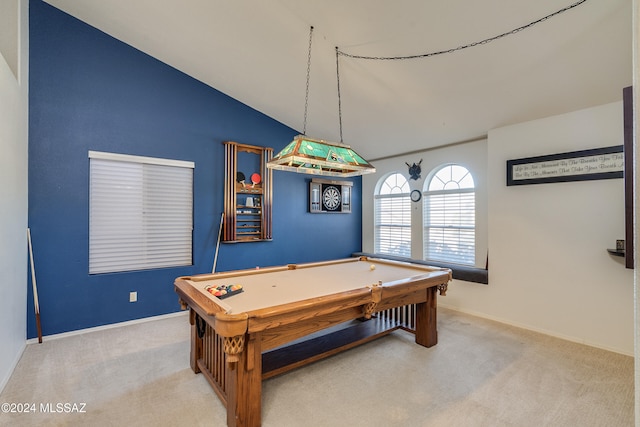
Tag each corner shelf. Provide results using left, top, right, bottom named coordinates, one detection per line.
left=607, top=249, right=625, bottom=258
left=223, top=141, right=273, bottom=243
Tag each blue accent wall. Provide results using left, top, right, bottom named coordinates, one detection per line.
left=28, top=0, right=362, bottom=338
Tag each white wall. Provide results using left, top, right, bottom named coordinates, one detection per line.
left=445, top=101, right=634, bottom=355
left=363, top=102, right=634, bottom=355
left=362, top=138, right=489, bottom=268
left=0, top=0, right=28, bottom=392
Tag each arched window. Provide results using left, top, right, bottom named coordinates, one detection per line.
left=423, top=164, right=475, bottom=265
left=374, top=173, right=411, bottom=257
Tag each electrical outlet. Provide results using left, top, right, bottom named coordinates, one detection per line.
left=129, top=291, right=137, bottom=303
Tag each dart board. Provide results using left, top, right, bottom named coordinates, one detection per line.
left=322, top=185, right=341, bottom=211
left=309, top=179, right=352, bottom=213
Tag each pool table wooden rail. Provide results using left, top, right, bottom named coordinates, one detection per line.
left=174, top=257, right=451, bottom=427
left=175, top=278, right=380, bottom=342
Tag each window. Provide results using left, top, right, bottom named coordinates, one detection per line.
left=89, top=151, right=194, bottom=274
left=374, top=173, right=411, bottom=257
left=423, top=164, right=475, bottom=265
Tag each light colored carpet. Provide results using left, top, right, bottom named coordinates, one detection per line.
left=0, top=308, right=633, bottom=427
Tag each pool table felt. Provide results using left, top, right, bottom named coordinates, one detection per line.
left=186, top=259, right=448, bottom=314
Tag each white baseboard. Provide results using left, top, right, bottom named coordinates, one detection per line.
left=25, top=311, right=188, bottom=344
left=23, top=306, right=632, bottom=357
left=0, top=340, right=26, bottom=395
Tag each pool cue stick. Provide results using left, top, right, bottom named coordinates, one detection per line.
left=212, top=212, right=224, bottom=273
left=27, top=228, right=43, bottom=343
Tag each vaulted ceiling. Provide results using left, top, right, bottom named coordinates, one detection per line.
left=44, top=0, right=632, bottom=160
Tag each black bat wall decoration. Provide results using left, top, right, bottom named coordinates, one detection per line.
left=406, top=159, right=422, bottom=180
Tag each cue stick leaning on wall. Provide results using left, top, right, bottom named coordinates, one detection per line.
left=212, top=212, right=224, bottom=273
left=27, top=228, right=43, bottom=343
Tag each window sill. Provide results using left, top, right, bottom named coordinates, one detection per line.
left=352, top=252, right=488, bottom=285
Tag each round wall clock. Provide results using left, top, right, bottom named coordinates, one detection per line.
left=322, top=186, right=341, bottom=210
left=410, top=189, right=422, bottom=202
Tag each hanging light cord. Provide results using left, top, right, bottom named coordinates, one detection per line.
left=337, top=0, right=588, bottom=61
left=302, top=26, right=314, bottom=135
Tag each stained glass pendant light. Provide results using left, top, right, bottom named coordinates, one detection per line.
left=267, top=27, right=375, bottom=177
left=268, top=135, right=375, bottom=177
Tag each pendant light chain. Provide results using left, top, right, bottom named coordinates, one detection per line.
left=335, top=47, right=344, bottom=143
left=302, top=26, right=314, bottom=136
left=337, top=0, right=587, bottom=61
left=269, top=27, right=376, bottom=177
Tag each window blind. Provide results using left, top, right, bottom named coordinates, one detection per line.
left=374, top=194, right=411, bottom=257
left=423, top=190, right=475, bottom=265
left=89, top=151, right=194, bottom=274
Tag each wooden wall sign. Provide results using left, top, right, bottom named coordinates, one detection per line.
left=506, top=145, right=623, bottom=186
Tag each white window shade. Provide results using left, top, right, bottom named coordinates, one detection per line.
left=423, top=163, right=475, bottom=265
left=89, top=151, right=194, bottom=274
left=375, top=195, right=411, bottom=257
left=374, top=173, right=412, bottom=257
left=424, top=190, right=475, bottom=264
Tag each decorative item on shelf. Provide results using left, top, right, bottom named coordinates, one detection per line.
left=309, top=178, right=352, bottom=213
left=236, top=171, right=246, bottom=187
left=616, top=240, right=625, bottom=251
left=406, top=159, right=422, bottom=180
left=266, top=26, right=375, bottom=178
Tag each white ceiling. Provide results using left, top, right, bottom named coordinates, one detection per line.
left=44, top=0, right=632, bottom=160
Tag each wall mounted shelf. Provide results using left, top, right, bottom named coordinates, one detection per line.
left=607, top=248, right=625, bottom=258
left=223, top=141, right=273, bottom=243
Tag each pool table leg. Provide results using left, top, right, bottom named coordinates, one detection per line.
left=189, top=309, right=202, bottom=373
left=226, top=333, right=263, bottom=427
left=415, top=286, right=438, bottom=347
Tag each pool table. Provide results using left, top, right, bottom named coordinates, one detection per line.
left=174, top=256, right=451, bottom=427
